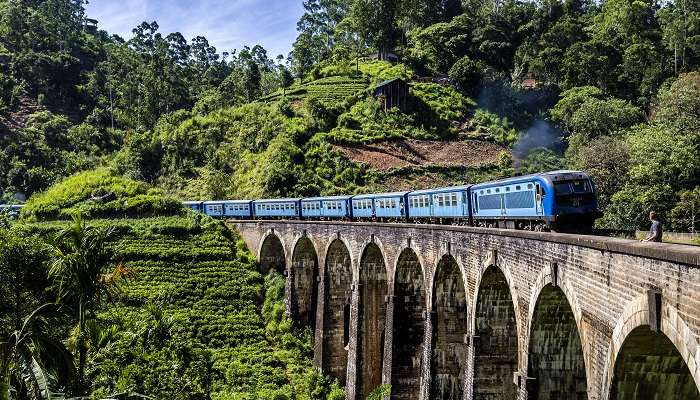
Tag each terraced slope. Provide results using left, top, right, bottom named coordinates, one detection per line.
left=28, top=215, right=342, bottom=399
left=261, top=76, right=368, bottom=105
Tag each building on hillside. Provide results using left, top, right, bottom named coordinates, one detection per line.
left=521, top=76, right=540, bottom=90
left=373, top=78, right=409, bottom=111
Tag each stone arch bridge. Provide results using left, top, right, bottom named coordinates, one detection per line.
left=232, top=220, right=700, bottom=400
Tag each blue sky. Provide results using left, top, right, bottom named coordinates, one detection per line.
left=84, top=0, right=305, bottom=59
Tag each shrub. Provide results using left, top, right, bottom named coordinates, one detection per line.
left=21, top=169, right=183, bottom=220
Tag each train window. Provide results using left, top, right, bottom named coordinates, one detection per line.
left=451, top=193, right=457, bottom=206
left=516, top=185, right=521, bottom=190
left=506, top=187, right=511, bottom=192
left=528, top=184, right=533, bottom=189
left=495, top=188, right=500, bottom=193
left=487, top=189, right=491, bottom=194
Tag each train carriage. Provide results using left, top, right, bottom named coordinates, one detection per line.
left=353, top=192, right=409, bottom=220
left=222, top=200, right=253, bottom=218
left=253, top=198, right=301, bottom=219
left=301, top=196, right=352, bottom=219
left=407, top=186, right=471, bottom=221
left=203, top=201, right=225, bottom=217
left=184, top=201, right=204, bottom=213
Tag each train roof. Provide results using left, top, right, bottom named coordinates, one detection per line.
left=471, top=170, right=589, bottom=188
left=352, top=191, right=409, bottom=200
left=253, top=198, right=302, bottom=203
left=183, top=201, right=203, bottom=205
left=302, top=195, right=353, bottom=202
left=203, top=200, right=251, bottom=205
left=408, top=185, right=472, bottom=195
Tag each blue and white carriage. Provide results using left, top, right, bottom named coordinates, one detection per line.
left=253, top=198, right=301, bottom=219
left=184, top=201, right=204, bottom=213
left=407, top=185, right=470, bottom=220
left=301, top=196, right=352, bottom=219
left=352, top=192, right=408, bottom=219
left=222, top=200, right=253, bottom=218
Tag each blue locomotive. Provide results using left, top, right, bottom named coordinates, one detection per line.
left=186, top=170, right=599, bottom=232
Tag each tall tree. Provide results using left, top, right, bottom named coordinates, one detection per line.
left=47, top=214, right=127, bottom=394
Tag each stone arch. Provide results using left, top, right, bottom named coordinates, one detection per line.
left=322, top=238, right=354, bottom=386
left=258, top=231, right=286, bottom=274
left=526, top=283, right=587, bottom=399
left=290, top=235, right=319, bottom=330
left=430, top=254, right=468, bottom=399
left=472, top=264, right=519, bottom=399
left=356, top=235, right=391, bottom=281
left=604, top=294, right=700, bottom=399
left=358, top=242, right=389, bottom=399
left=391, top=247, right=427, bottom=400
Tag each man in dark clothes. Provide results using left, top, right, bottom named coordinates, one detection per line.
left=643, top=211, right=663, bottom=242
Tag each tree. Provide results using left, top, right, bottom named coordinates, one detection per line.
left=658, top=0, right=700, bottom=74
left=670, top=187, right=700, bottom=232
left=0, top=227, right=73, bottom=400
left=569, top=135, right=630, bottom=211
left=652, top=71, right=700, bottom=132
left=47, top=214, right=128, bottom=393
left=1, top=304, right=74, bottom=400
left=279, top=65, right=294, bottom=96
left=291, top=32, right=314, bottom=83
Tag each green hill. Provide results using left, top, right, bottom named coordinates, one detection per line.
left=22, top=215, right=343, bottom=399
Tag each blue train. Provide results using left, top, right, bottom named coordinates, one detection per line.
left=184, top=170, right=599, bottom=232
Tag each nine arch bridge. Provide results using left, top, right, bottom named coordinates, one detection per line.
left=232, top=220, right=700, bottom=400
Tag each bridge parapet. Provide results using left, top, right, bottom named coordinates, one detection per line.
left=232, top=220, right=700, bottom=400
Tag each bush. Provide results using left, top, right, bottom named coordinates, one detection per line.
left=21, top=169, right=183, bottom=220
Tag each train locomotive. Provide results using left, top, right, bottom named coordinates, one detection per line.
left=184, top=170, right=599, bottom=232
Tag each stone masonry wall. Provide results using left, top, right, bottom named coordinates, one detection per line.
left=234, top=221, right=700, bottom=400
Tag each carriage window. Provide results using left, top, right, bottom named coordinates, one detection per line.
left=495, top=188, right=500, bottom=193
left=487, top=189, right=491, bottom=194
left=528, top=184, right=533, bottom=189
left=506, top=187, right=511, bottom=192
left=451, top=193, right=457, bottom=206
left=516, top=185, right=521, bottom=190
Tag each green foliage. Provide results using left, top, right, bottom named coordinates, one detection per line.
left=9, top=215, right=343, bottom=398
left=448, top=56, right=483, bottom=92
left=357, top=60, right=414, bottom=82
left=468, top=109, right=519, bottom=147
left=21, top=169, right=182, bottom=221
left=518, top=148, right=564, bottom=175
left=410, top=82, right=475, bottom=122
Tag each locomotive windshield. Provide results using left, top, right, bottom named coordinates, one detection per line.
left=554, top=180, right=591, bottom=195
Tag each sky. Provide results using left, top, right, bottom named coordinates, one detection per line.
left=84, top=0, right=305, bottom=59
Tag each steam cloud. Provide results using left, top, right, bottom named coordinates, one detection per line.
left=514, top=119, right=563, bottom=158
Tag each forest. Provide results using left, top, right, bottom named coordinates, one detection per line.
left=0, top=0, right=699, bottom=397
left=0, top=0, right=697, bottom=229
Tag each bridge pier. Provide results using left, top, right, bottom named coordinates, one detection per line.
left=238, top=221, right=700, bottom=400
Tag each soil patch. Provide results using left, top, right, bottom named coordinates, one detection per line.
left=334, top=139, right=508, bottom=171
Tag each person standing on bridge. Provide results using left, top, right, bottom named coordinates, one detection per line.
left=642, top=211, right=663, bottom=242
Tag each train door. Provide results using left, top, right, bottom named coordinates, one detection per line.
left=535, top=183, right=543, bottom=215
left=500, top=191, right=506, bottom=216
left=462, top=191, right=468, bottom=216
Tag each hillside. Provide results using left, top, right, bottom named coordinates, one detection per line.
left=334, top=138, right=507, bottom=171
left=20, top=215, right=343, bottom=399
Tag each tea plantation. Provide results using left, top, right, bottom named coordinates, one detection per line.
left=25, top=215, right=344, bottom=399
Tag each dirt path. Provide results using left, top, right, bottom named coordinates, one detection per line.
left=334, top=139, right=507, bottom=171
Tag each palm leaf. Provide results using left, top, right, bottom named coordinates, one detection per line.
left=18, top=347, right=50, bottom=400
